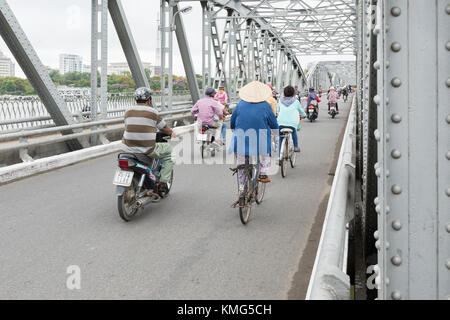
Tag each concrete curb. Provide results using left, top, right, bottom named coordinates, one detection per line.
left=0, top=124, right=195, bottom=185
left=0, top=141, right=122, bottom=185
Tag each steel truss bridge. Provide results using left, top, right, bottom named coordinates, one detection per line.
left=0, top=0, right=448, bottom=300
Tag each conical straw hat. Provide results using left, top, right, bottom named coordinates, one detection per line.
left=239, top=81, right=273, bottom=103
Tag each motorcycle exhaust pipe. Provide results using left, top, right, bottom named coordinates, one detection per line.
left=136, top=193, right=162, bottom=208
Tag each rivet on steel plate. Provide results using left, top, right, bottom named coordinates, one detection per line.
left=392, top=184, right=402, bottom=194
left=391, top=149, right=401, bottom=159
left=391, top=113, right=402, bottom=123
left=391, top=291, right=402, bottom=300
left=374, top=129, right=381, bottom=141
left=375, top=168, right=381, bottom=178
left=373, top=95, right=381, bottom=105
left=391, top=7, right=401, bottom=17
left=391, top=42, right=401, bottom=52
left=391, top=255, right=402, bottom=266
left=392, top=220, right=402, bottom=230
left=391, top=77, right=402, bottom=87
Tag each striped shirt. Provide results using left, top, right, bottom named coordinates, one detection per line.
left=121, top=104, right=167, bottom=154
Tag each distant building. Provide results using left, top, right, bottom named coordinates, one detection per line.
left=151, top=65, right=161, bottom=76
left=59, top=54, right=83, bottom=74
left=0, top=50, right=15, bottom=77
left=108, top=62, right=153, bottom=76
left=83, top=64, right=91, bottom=73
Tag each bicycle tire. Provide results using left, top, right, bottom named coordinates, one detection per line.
left=290, top=150, right=296, bottom=168
left=255, top=180, right=265, bottom=204
left=239, top=197, right=251, bottom=225
left=281, top=137, right=288, bottom=178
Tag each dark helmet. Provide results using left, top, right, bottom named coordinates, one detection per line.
left=309, top=87, right=315, bottom=92
left=134, top=87, right=152, bottom=103
left=205, top=87, right=216, bottom=97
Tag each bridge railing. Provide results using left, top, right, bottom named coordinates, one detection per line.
left=306, top=96, right=356, bottom=300
left=0, top=91, right=192, bottom=133
left=0, top=107, right=193, bottom=162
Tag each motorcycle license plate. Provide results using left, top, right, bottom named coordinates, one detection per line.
left=113, top=169, right=134, bottom=187
left=197, top=134, right=208, bottom=141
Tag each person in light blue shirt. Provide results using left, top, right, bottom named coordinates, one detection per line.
left=277, top=85, right=307, bottom=154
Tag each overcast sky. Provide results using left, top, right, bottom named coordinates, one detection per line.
left=0, top=0, right=355, bottom=79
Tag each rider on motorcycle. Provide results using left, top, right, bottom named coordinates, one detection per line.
left=306, top=87, right=321, bottom=114
left=121, top=87, right=175, bottom=194
left=191, top=87, right=224, bottom=145
left=327, top=86, right=340, bottom=114
left=342, top=86, right=349, bottom=101
left=214, top=86, right=230, bottom=143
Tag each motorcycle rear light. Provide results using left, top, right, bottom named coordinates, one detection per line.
left=119, top=160, right=134, bottom=168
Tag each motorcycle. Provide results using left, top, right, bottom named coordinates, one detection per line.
left=307, top=101, right=318, bottom=122
left=197, top=124, right=218, bottom=159
left=113, top=133, right=173, bottom=222
left=329, top=102, right=338, bottom=119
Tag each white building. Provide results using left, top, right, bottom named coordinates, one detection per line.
left=83, top=64, right=91, bottom=73
left=59, top=54, right=83, bottom=74
left=108, top=62, right=153, bottom=76
left=0, top=50, right=15, bottom=77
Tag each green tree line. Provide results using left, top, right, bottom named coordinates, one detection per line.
left=0, top=69, right=202, bottom=96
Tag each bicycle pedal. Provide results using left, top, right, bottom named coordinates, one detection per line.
left=231, top=200, right=240, bottom=208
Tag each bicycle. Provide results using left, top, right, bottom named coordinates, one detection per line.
left=279, top=128, right=296, bottom=178
left=230, top=155, right=266, bottom=225
left=196, top=124, right=218, bottom=159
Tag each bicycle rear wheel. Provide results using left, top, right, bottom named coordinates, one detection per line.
left=280, top=137, right=288, bottom=178
left=290, top=144, right=296, bottom=168
left=239, top=197, right=252, bottom=225
left=236, top=161, right=252, bottom=225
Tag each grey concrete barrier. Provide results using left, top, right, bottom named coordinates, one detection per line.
left=306, top=96, right=356, bottom=300
left=0, top=124, right=195, bottom=185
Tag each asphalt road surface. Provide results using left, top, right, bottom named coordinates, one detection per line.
left=0, top=96, right=352, bottom=299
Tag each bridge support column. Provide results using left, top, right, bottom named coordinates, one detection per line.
left=374, top=0, right=449, bottom=300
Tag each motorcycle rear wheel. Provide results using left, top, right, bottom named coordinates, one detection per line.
left=118, top=177, right=139, bottom=222
left=201, top=142, right=206, bottom=159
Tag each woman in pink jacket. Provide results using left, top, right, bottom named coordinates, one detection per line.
left=327, top=86, right=340, bottom=114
